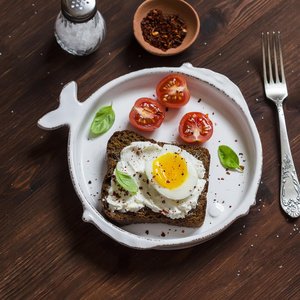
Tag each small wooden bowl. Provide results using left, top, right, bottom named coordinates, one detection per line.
left=133, top=0, right=200, bottom=56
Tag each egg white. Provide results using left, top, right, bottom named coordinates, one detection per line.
left=145, top=145, right=198, bottom=200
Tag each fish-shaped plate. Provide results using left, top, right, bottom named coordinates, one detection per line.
left=38, top=63, right=262, bottom=250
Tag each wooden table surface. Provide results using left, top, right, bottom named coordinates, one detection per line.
left=1, top=0, right=299, bottom=299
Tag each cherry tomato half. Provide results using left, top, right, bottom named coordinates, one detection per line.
left=156, top=74, right=190, bottom=108
left=129, top=98, right=165, bottom=131
left=179, top=112, right=213, bottom=143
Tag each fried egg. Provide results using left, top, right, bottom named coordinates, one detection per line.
left=145, top=145, right=198, bottom=200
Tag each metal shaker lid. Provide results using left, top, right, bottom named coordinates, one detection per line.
left=61, top=0, right=97, bottom=23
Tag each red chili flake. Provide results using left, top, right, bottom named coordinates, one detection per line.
left=226, top=171, right=230, bottom=175
left=182, top=230, right=185, bottom=233
left=141, top=9, right=187, bottom=52
left=235, top=139, right=238, bottom=142
left=240, top=165, right=245, bottom=170
left=88, top=180, right=92, bottom=184
left=161, top=231, right=166, bottom=237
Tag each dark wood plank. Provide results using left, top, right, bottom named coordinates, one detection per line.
left=0, top=0, right=299, bottom=299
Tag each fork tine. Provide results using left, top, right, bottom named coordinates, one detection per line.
left=262, top=33, right=268, bottom=84
left=273, top=32, right=280, bottom=83
left=278, top=31, right=286, bottom=83
left=266, top=32, right=274, bottom=83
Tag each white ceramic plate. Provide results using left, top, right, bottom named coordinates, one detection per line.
left=38, top=63, right=262, bottom=250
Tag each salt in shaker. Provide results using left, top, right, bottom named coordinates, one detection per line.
left=54, top=0, right=106, bottom=56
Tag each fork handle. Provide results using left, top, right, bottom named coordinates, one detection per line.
left=276, top=102, right=300, bottom=218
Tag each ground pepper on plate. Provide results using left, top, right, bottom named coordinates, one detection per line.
left=141, top=9, right=187, bottom=51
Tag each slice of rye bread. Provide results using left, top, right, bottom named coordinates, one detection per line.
left=101, top=130, right=210, bottom=227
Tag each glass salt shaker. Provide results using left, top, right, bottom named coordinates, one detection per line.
left=54, top=0, right=106, bottom=56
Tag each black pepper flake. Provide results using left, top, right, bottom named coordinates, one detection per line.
left=88, top=180, right=92, bottom=184
left=145, top=230, right=149, bottom=235
left=161, top=231, right=166, bottom=237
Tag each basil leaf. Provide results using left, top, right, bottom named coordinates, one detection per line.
left=115, top=168, right=138, bottom=194
left=90, top=102, right=115, bottom=135
left=218, top=145, right=244, bottom=172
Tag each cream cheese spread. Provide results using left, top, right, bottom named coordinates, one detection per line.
left=105, top=141, right=206, bottom=219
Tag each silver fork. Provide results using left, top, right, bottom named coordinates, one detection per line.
left=262, top=31, right=300, bottom=218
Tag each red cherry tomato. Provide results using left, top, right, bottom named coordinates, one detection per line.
left=156, top=74, right=190, bottom=108
left=179, top=112, right=213, bottom=143
left=129, top=98, right=165, bottom=131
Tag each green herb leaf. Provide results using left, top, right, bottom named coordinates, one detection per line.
left=218, top=145, right=244, bottom=172
left=115, top=168, right=138, bottom=194
left=90, top=102, right=115, bottom=135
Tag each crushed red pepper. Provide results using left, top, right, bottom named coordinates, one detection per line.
left=141, top=9, right=187, bottom=51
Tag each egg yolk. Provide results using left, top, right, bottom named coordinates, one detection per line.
left=152, top=153, right=188, bottom=189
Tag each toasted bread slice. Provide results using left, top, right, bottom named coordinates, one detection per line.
left=101, top=130, right=210, bottom=227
